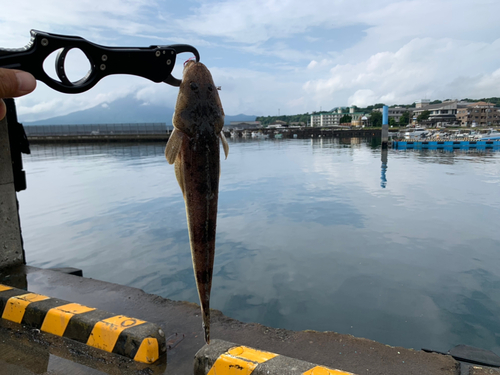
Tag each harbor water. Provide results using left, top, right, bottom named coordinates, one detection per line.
left=17, top=138, right=500, bottom=354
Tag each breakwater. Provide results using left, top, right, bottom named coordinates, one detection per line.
left=224, top=127, right=380, bottom=139
left=26, top=127, right=380, bottom=143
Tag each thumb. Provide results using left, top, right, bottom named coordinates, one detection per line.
left=0, top=68, right=36, bottom=121
left=0, top=68, right=36, bottom=99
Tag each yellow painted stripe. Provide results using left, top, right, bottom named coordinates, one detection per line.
left=87, top=315, right=146, bottom=352
left=303, top=366, right=356, bottom=375
left=207, top=354, right=258, bottom=375
left=207, top=346, right=278, bottom=375
left=41, top=303, right=96, bottom=336
left=2, top=293, right=50, bottom=323
left=0, top=284, right=13, bottom=292
left=228, top=346, right=278, bottom=363
left=134, top=337, right=159, bottom=364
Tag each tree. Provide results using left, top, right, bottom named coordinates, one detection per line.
left=399, top=111, right=410, bottom=126
left=388, top=117, right=397, bottom=127
left=417, top=110, right=430, bottom=123
left=340, top=114, right=352, bottom=124
left=370, top=111, right=382, bottom=127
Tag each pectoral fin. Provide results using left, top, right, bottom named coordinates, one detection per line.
left=174, top=158, right=185, bottom=197
left=165, top=128, right=183, bottom=165
left=220, top=131, right=229, bottom=159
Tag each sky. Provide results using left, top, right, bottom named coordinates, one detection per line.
left=1, top=0, right=500, bottom=122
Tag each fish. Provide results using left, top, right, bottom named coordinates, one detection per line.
left=164, top=60, right=228, bottom=344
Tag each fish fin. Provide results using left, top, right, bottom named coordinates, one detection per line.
left=201, top=307, right=210, bottom=344
left=174, top=158, right=186, bottom=196
left=165, top=128, right=183, bottom=165
left=220, top=131, right=229, bottom=159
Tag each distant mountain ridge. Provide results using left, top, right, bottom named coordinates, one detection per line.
left=24, top=95, right=256, bottom=126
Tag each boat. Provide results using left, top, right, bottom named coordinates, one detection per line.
left=476, top=129, right=500, bottom=140
left=251, top=131, right=269, bottom=139
left=404, top=128, right=428, bottom=139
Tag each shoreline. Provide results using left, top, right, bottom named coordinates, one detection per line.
left=26, top=128, right=381, bottom=143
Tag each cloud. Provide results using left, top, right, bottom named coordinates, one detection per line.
left=304, top=37, right=500, bottom=107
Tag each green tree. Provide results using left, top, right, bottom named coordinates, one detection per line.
left=370, top=111, right=382, bottom=127
left=388, top=117, right=397, bottom=127
left=399, top=111, right=410, bottom=126
left=340, top=114, right=352, bottom=124
left=417, top=110, right=430, bottom=123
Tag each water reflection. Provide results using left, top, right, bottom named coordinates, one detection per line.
left=381, top=148, right=388, bottom=188
left=28, top=143, right=166, bottom=161
left=18, top=138, right=500, bottom=355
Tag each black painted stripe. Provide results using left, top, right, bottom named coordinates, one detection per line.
left=64, top=309, right=114, bottom=344
left=114, top=322, right=162, bottom=358
left=22, top=298, right=70, bottom=329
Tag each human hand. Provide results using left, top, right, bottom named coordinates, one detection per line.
left=0, top=68, right=36, bottom=120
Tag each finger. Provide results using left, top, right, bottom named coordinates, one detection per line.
left=0, top=99, right=5, bottom=121
left=0, top=68, right=36, bottom=98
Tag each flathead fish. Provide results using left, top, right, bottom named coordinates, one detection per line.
left=165, top=60, right=228, bottom=344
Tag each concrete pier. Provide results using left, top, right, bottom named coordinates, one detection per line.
left=0, top=116, right=24, bottom=269
left=24, top=127, right=381, bottom=144
left=1, top=266, right=494, bottom=375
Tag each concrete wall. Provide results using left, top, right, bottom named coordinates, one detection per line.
left=0, top=116, right=24, bottom=269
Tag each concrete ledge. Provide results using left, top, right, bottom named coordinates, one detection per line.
left=0, top=283, right=166, bottom=363
left=194, top=339, right=357, bottom=375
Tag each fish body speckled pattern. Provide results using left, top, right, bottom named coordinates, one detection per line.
left=165, top=60, right=228, bottom=344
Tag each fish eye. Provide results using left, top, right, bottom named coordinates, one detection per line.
left=190, top=82, right=198, bottom=90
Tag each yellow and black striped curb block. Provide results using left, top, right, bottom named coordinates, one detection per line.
left=0, top=284, right=166, bottom=364
left=194, top=339, right=358, bottom=375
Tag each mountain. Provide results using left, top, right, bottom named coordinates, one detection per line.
left=24, top=95, right=257, bottom=126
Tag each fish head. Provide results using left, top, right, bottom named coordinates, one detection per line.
left=173, top=60, right=225, bottom=137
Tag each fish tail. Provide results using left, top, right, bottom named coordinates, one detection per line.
left=201, top=307, right=210, bottom=344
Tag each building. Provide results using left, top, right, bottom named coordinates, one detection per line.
left=310, top=106, right=370, bottom=127
left=415, top=99, right=430, bottom=108
left=310, top=109, right=344, bottom=127
left=412, top=100, right=472, bottom=126
left=456, top=102, right=500, bottom=127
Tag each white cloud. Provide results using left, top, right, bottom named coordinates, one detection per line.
left=304, top=37, right=500, bottom=107
left=348, top=90, right=378, bottom=108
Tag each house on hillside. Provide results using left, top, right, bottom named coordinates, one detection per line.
left=412, top=100, right=472, bottom=126
left=456, top=102, right=500, bottom=127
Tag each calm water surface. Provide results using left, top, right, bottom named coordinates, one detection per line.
left=18, top=138, right=500, bottom=353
